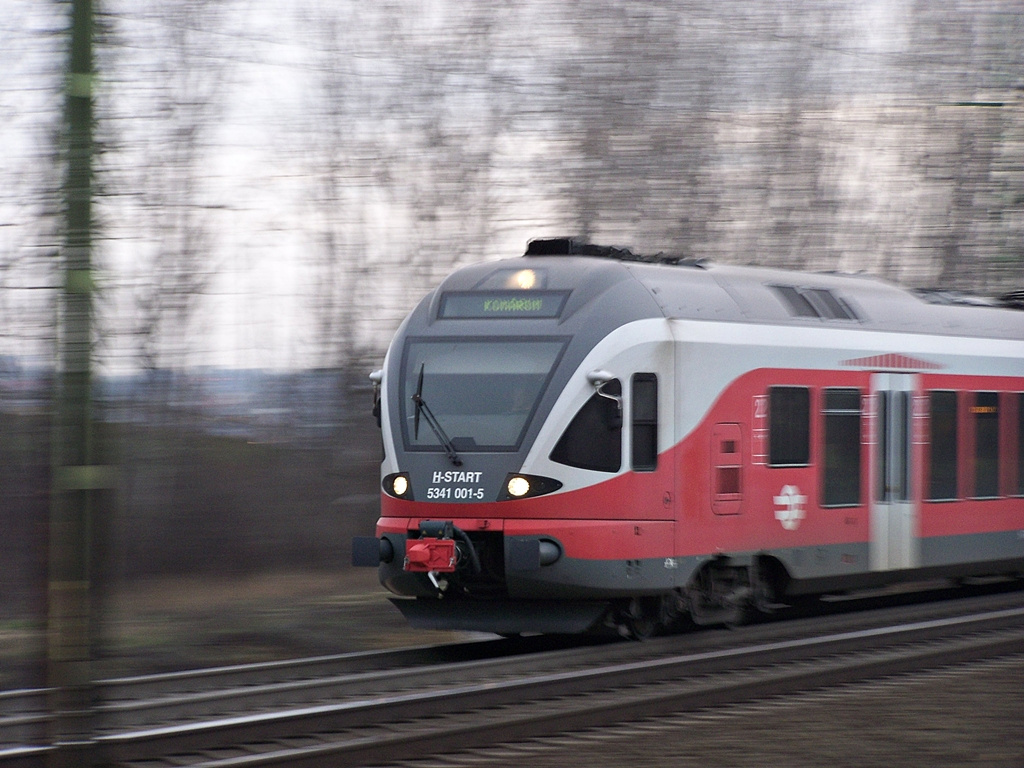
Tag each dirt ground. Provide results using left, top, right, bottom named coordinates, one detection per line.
left=6, top=575, right=1023, bottom=766
left=0, top=569, right=466, bottom=687
left=392, top=655, right=1024, bottom=768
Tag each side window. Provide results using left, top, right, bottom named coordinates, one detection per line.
left=550, top=379, right=622, bottom=472
left=823, top=388, right=861, bottom=507
left=631, top=374, right=658, bottom=471
left=973, top=391, right=999, bottom=498
left=1017, top=393, right=1024, bottom=496
left=769, top=386, right=810, bottom=466
left=928, top=391, right=958, bottom=501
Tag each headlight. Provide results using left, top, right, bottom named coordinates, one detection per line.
left=513, top=269, right=537, bottom=290
left=393, top=475, right=409, bottom=496
left=383, top=472, right=413, bottom=500
left=507, top=476, right=531, bottom=497
left=498, top=473, right=563, bottom=501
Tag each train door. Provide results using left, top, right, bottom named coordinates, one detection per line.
left=870, top=373, right=920, bottom=571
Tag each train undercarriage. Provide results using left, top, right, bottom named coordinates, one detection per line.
left=361, top=523, right=800, bottom=639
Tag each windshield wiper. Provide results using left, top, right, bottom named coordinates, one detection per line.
left=412, top=363, right=462, bottom=466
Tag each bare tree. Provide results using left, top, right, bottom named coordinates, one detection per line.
left=96, top=1, right=247, bottom=579
left=0, top=2, right=63, bottom=369
left=100, top=2, right=240, bottom=377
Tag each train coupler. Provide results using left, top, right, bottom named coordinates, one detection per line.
left=404, top=537, right=457, bottom=573
left=405, top=532, right=456, bottom=595
left=404, top=518, right=455, bottom=568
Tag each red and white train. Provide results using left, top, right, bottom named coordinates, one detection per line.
left=353, top=238, right=1024, bottom=637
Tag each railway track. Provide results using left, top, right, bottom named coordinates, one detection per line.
left=0, top=635, right=573, bottom=764
left=3, top=585, right=1024, bottom=767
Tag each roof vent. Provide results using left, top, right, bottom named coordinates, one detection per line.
left=771, top=285, right=859, bottom=320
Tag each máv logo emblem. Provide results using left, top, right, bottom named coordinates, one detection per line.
left=773, top=484, right=807, bottom=531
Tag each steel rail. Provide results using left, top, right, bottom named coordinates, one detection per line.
left=0, top=690, right=49, bottom=768
left=3, top=579, right=1018, bottom=733
left=172, top=634, right=1024, bottom=768
left=0, top=639, right=507, bottom=763
left=96, top=638, right=605, bottom=729
left=1, top=635, right=601, bottom=763
left=91, top=605, right=1024, bottom=766
left=4, top=586, right=1024, bottom=767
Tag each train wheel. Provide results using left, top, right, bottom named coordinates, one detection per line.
left=688, top=563, right=756, bottom=627
left=618, top=597, right=661, bottom=640
left=723, top=597, right=757, bottom=629
left=688, top=566, right=721, bottom=625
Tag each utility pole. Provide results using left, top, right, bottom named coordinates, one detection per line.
left=48, top=0, right=100, bottom=764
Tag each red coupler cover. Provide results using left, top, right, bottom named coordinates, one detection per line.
left=404, top=538, right=456, bottom=572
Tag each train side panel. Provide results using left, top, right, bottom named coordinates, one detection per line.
left=669, top=320, right=1024, bottom=595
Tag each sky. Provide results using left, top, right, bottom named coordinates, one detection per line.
left=2, top=0, right=1020, bottom=375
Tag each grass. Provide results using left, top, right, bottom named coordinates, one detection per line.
left=1, top=569, right=467, bottom=688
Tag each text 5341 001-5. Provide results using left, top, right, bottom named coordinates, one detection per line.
left=426, top=486, right=485, bottom=500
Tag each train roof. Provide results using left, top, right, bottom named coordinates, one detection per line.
left=493, top=237, right=1024, bottom=341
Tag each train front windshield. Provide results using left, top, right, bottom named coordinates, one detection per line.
left=401, top=339, right=566, bottom=452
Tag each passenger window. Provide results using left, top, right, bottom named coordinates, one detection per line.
left=928, top=391, right=958, bottom=500
left=550, top=379, right=622, bottom=472
left=823, top=388, right=861, bottom=506
left=973, top=392, right=999, bottom=498
left=769, top=386, right=810, bottom=466
left=631, top=374, right=658, bottom=471
left=1017, top=393, right=1024, bottom=496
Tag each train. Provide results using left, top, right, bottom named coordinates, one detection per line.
left=353, top=237, right=1024, bottom=638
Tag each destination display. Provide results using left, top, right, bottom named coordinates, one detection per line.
left=439, top=290, right=570, bottom=319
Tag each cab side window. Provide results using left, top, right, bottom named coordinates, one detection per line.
left=1017, top=393, right=1024, bottom=496
left=631, top=374, right=658, bottom=471
left=551, top=379, right=622, bottom=472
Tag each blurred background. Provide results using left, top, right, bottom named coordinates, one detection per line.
left=2, top=0, right=1023, bottom=687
